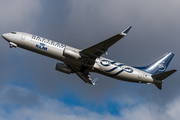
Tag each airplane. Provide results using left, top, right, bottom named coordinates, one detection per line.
left=2, top=26, right=177, bottom=90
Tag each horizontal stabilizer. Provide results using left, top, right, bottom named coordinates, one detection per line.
left=153, top=69, right=177, bottom=90
left=154, top=83, right=162, bottom=90
left=152, top=69, right=177, bottom=80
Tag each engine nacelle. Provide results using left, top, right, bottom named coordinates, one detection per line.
left=55, top=63, right=74, bottom=74
left=63, top=48, right=81, bottom=59
left=9, top=42, right=17, bottom=48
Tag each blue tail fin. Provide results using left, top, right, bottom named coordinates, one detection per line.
left=136, top=52, right=174, bottom=74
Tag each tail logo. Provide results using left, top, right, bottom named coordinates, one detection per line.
left=158, top=61, right=166, bottom=71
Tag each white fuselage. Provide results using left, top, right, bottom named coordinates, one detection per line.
left=2, top=32, right=154, bottom=84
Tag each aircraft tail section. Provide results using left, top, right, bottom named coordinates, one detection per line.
left=136, top=52, right=174, bottom=74
left=152, top=69, right=177, bottom=80
left=135, top=52, right=177, bottom=90
left=154, top=82, right=162, bottom=90
left=152, top=69, right=177, bottom=90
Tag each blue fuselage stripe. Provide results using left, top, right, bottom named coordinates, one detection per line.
left=105, top=67, right=118, bottom=72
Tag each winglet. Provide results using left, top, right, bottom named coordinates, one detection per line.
left=92, top=78, right=99, bottom=85
left=121, top=26, right=132, bottom=36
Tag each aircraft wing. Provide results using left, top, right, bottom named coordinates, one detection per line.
left=80, top=26, right=132, bottom=66
left=72, top=26, right=131, bottom=84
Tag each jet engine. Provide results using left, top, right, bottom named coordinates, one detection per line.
left=55, top=63, right=74, bottom=74
left=9, top=42, right=17, bottom=48
left=63, top=48, right=81, bottom=59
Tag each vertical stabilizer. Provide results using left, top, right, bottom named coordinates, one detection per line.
left=137, top=52, right=174, bottom=74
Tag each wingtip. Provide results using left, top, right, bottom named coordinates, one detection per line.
left=92, top=78, right=98, bottom=85
left=121, top=26, right=132, bottom=35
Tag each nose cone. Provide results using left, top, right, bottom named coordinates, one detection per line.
left=2, top=33, right=9, bottom=39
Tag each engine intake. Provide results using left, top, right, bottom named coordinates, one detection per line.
left=55, top=63, right=74, bottom=74
left=63, top=48, right=81, bottom=59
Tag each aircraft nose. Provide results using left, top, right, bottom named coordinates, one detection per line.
left=2, top=33, right=9, bottom=39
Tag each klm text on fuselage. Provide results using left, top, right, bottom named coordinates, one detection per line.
left=32, top=35, right=66, bottom=48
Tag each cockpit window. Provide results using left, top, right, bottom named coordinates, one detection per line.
left=11, top=31, right=16, bottom=34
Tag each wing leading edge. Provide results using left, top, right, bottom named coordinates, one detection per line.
left=80, top=26, right=132, bottom=62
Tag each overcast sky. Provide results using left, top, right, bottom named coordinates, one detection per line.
left=0, top=0, right=180, bottom=119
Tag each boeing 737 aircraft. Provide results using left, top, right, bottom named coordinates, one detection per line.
left=2, top=26, right=177, bottom=89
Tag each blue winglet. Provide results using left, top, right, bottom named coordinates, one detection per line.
left=92, top=78, right=98, bottom=85
left=122, top=26, right=132, bottom=35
